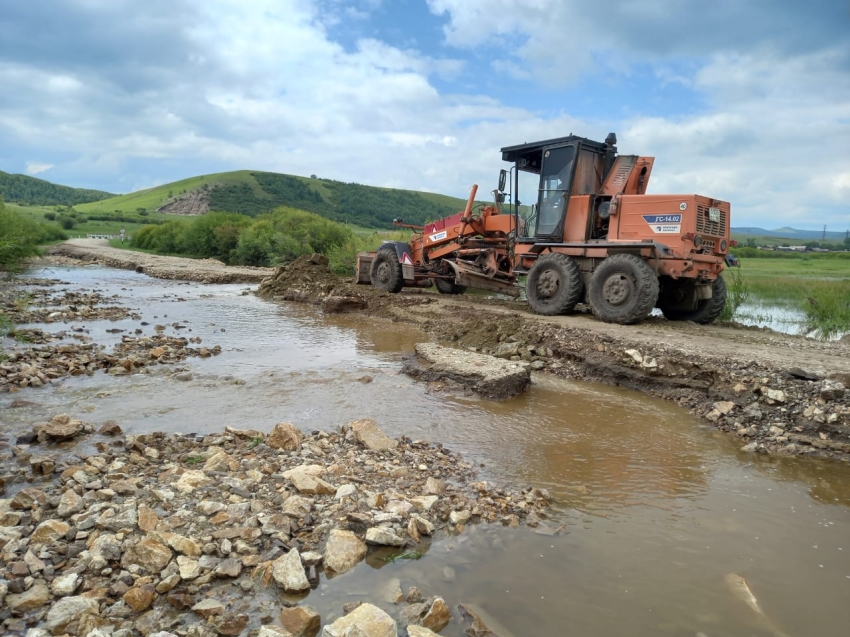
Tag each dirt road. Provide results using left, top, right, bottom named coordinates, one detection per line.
left=44, top=239, right=273, bottom=283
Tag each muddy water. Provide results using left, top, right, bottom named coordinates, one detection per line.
left=4, top=266, right=850, bottom=636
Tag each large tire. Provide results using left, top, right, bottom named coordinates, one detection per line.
left=588, top=254, right=659, bottom=324
left=434, top=277, right=467, bottom=295
left=370, top=246, right=404, bottom=293
left=660, top=276, right=727, bottom=324
left=526, top=253, right=584, bottom=316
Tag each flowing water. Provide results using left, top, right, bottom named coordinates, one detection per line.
left=3, top=266, right=850, bottom=636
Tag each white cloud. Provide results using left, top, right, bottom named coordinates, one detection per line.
left=0, top=0, right=847, bottom=230
left=25, top=161, right=54, bottom=175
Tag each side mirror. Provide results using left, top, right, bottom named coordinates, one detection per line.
left=498, top=169, right=507, bottom=193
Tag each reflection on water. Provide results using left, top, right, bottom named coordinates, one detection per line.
left=3, top=266, right=850, bottom=636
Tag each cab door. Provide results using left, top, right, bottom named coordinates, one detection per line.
left=535, top=143, right=577, bottom=240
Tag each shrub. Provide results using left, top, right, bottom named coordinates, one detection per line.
left=0, top=199, right=43, bottom=275
left=720, top=266, right=750, bottom=321
left=59, top=216, right=76, bottom=230
left=44, top=212, right=56, bottom=221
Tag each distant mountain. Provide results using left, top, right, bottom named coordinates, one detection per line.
left=0, top=171, right=115, bottom=206
left=75, top=170, right=477, bottom=228
left=732, top=226, right=849, bottom=241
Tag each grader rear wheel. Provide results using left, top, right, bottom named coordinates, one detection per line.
left=660, top=275, right=727, bottom=324
left=588, top=254, right=659, bottom=324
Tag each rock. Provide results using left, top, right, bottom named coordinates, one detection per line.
left=764, top=388, right=786, bottom=403
left=214, top=558, right=243, bottom=578
left=100, top=506, right=138, bottom=531
left=450, top=510, right=471, bottom=525
left=175, top=469, right=213, bottom=494
left=290, top=469, right=336, bottom=495
left=177, top=555, right=202, bottom=580
left=272, top=548, right=311, bottom=592
left=410, top=496, right=438, bottom=511
left=268, top=422, right=303, bottom=451
left=406, top=587, right=424, bottom=604
left=788, top=368, right=820, bottom=381
left=215, top=613, right=250, bottom=636
left=5, top=581, right=50, bottom=612
left=741, top=442, right=759, bottom=453
left=57, top=489, right=84, bottom=517
left=377, top=578, right=404, bottom=605
left=11, top=487, right=47, bottom=509
left=204, top=450, right=239, bottom=472
left=407, top=343, right=531, bottom=399
left=192, top=598, right=225, bottom=619
left=458, top=603, right=510, bottom=637
left=335, top=484, right=357, bottom=500
left=46, top=595, right=100, bottom=634
left=167, top=533, right=202, bottom=557
left=407, top=627, right=440, bottom=637
left=713, top=401, right=736, bottom=415
left=421, top=598, right=451, bottom=632
left=279, top=605, right=321, bottom=637
left=366, top=526, right=406, bottom=546
left=399, top=603, right=428, bottom=626
left=122, top=537, right=172, bottom=572
left=41, top=414, right=84, bottom=440
left=99, top=421, right=123, bottom=436
left=323, top=529, right=367, bottom=574
left=123, top=585, right=156, bottom=612
left=91, top=533, right=123, bottom=562
left=349, top=418, right=398, bottom=452
left=423, top=477, right=446, bottom=495
left=31, top=518, right=70, bottom=545
left=51, top=571, right=80, bottom=597
left=283, top=495, right=314, bottom=518
left=321, top=602, right=397, bottom=637
left=820, top=380, right=846, bottom=401
left=138, top=505, right=159, bottom=532
left=259, top=626, right=294, bottom=637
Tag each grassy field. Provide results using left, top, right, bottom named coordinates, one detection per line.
left=734, top=254, right=850, bottom=338
left=9, top=202, right=173, bottom=237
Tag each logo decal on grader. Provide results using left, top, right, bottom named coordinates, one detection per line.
left=642, top=214, right=682, bottom=234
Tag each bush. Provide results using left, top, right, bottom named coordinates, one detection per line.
left=132, top=220, right=189, bottom=254
left=180, top=212, right=253, bottom=262
left=719, top=265, right=750, bottom=321
left=0, top=199, right=43, bottom=275
left=804, top=284, right=850, bottom=340
left=44, top=212, right=56, bottom=221
left=59, top=216, right=76, bottom=230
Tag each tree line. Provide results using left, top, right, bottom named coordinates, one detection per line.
left=0, top=171, right=114, bottom=207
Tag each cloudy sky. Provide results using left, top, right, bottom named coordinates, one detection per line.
left=1, top=0, right=848, bottom=230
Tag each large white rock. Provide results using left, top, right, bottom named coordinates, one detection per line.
left=323, top=529, right=367, bottom=574
left=348, top=419, right=398, bottom=452
left=321, top=603, right=397, bottom=637
left=272, top=548, right=310, bottom=592
left=365, top=527, right=406, bottom=547
left=46, top=595, right=99, bottom=634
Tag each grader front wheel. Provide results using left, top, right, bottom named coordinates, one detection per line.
left=588, top=254, right=659, bottom=324
left=369, top=246, right=404, bottom=293
left=526, top=253, right=584, bottom=315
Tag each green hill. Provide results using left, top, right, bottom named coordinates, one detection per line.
left=0, top=171, right=114, bottom=206
left=76, top=170, right=489, bottom=228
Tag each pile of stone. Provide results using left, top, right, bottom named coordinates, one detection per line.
left=1, top=289, right=141, bottom=325
left=0, top=336, right=220, bottom=392
left=0, top=417, right=548, bottom=635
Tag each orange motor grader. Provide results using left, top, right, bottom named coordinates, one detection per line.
left=356, top=132, right=733, bottom=325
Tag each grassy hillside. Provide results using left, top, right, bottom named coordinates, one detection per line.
left=75, top=170, right=490, bottom=228
left=0, top=171, right=115, bottom=206
left=10, top=202, right=172, bottom=237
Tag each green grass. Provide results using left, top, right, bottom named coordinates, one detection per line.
left=735, top=255, right=850, bottom=338
left=75, top=170, right=266, bottom=214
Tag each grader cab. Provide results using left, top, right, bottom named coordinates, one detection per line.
left=357, top=132, right=733, bottom=325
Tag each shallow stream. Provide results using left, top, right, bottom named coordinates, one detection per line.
left=3, top=266, right=850, bottom=636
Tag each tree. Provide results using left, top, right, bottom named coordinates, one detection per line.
left=845, top=236, right=850, bottom=250
left=745, top=238, right=757, bottom=248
